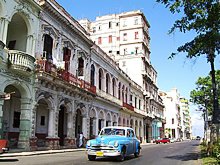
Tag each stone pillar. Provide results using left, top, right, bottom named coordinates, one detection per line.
left=18, top=98, right=32, bottom=151
left=93, top=118, right=98, bottom=136
left=65, top=110, right=75, bottom=148
left=2, top=19, right=9, bottom=44
left=0, top=101, right=4, bottom=139
left=30, top=105, right=38, bottom=151
left=45, top=106, right=59, bottom=150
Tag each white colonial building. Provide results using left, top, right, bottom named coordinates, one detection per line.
left=159, top=88, right=181, bottom=139
left=0, top=0, right=159, bottom=151
left=79, top=10, right=165, bottom=142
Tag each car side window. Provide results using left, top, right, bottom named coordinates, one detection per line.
left=127, top=130, right=131, bottom=137
left=131, top=130, right=135, bottom=137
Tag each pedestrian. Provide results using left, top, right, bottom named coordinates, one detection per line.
left=79, top=132, right=84, bottom=148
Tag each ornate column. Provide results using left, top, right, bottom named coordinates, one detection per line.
left=18, top=98, right=32, bottom=151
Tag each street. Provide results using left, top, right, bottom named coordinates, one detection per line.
left=0, top=140, right=200, bottom=165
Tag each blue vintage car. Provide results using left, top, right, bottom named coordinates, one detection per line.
left=86, top=126, right=141, bottom=161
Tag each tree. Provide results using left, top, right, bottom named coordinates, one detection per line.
left=190, top=70, right=220, bottom=117
left=157, top=0, right=220, bottom=124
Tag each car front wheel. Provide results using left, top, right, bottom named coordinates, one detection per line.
left=117, top=149, right=125, bottom=162
left=134, top=148, right=140, bottom=157
left=88, top=155, right=96, bottom=161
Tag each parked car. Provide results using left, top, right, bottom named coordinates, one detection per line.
left=155, top=138, right=170, bottom=144
left=0, top=139, right=8, bottom=154
left=176, top=138, right=183, bottom=142
left=170, top=138, right=176, bottom=143
left=86, top=126, right=141, bottom=161
left=196, top=136, right=201, bottom=140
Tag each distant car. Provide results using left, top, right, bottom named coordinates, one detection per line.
left=176, top=138, right=183, bottom=142
left=0, top=139, right=8, bottom=154
left=86, top=126, right=141, bottom=161
left=155, top=138, right=170, bottom=144
left=170, top=138, right=176, bottom=143
left=196, top=136, right=201, bottom=140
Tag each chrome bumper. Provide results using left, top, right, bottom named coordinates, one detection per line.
left=87, top=150, right=121, bottom=157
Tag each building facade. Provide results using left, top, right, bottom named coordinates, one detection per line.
left=180, top=97, right=192, bottom=139
left=79, top=10, right=165, bottom=143
left=159, top=88, right=181, bottom=139
left=0, top=0, right=162, bottom=151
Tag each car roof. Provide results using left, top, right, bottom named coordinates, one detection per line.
left=101, top=126, right=133, bottom=130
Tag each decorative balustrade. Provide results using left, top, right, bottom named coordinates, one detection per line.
left=8, top=50, right=35, bottom=71
left=96, top=89, right=122, bottom=106
left=36, top=60, right=96, bottom=94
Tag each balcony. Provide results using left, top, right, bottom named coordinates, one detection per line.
left=8, top=50, right=35, bottom=75
left=123, top=102, right=134, bottom=111
left=36, top=60, right=96, bottom=94
left=96, top=89, right=122, bottom=106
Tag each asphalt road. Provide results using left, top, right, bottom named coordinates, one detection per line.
left=0, top=140, right=200, bottom=165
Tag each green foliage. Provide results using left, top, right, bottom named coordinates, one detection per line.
left=190, top=70, right=220, bottom=116
left=156, top=0, right=220, bottom=61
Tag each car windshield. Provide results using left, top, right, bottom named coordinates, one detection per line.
left=100, top=128, right=125, bottom=136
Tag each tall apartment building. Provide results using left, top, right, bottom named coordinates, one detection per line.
left=79, top=10, right=164, bottom=142
left=180, top=97, right=192, bottom=139
left=159, top=88, right=181, bottom=139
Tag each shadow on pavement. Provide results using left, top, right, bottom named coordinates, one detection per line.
left=0, top=158, right=19, bottom=162
left=165, top=152, right=198, bottom=161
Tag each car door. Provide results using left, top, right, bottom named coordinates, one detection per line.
left=130, top=130, right=136, bottom=153
left=126, top=129, right=133, bottom=154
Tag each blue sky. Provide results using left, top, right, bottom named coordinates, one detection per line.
left=56, top=0, right=220, bottom=137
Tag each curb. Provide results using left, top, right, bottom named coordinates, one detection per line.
left=0, top=148, right=86, bottom=157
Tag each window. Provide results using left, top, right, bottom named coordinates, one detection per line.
left=122, top=61, right=126, bottom=66
left=109, top=35, right=112, bottom=43
left=124, top=48, right=127, bottom=55
left=123, top=33, right=127, bottom=41
left=13, top=111, right=20, bottom=128
left=109, top=50, right=112, bottom=53
left=130, top=95, right=133, bottom=106
left=134, top=17, right=138, bottom=25
left=123, top=19, right=127, bottom=27
left=116, top=22, right=119, bottom=26
left=98, top=37, right=102, bottom=44
left=139, top=100, right=141, bottom=109
left=98, top=25, right=102, bottom=31
left=117, top=37, right=120, bottom=41
left=135, top=47, right=138, bottom=54
left=40, top=116, right=45, bottom=126
left=172, top=118, right=174, bottom=124
left=135, top=32, right=139, bottom=39
left=109, top=22, right=112, bottom=28
left=135, top=97, right=137, bottom=108
left=93, top=27, right=96, bottom=33
left=117, top=51, right=120, bottom=55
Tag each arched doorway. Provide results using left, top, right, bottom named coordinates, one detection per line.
left=2, top=85, right=21, bottom=147
left=90, top=65, right=95, bottom=86
left=58, top=105, right=67, bottom=146
left=35, top=99, right=49, bottom=147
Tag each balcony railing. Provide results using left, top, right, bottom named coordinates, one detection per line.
left=96, top=89, right=122, bottom=106
left=36, top=60, right=96, bottom=94
left=8, top=50, right=35, bottom=71
left=123, top=102, right=134, bottom=111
